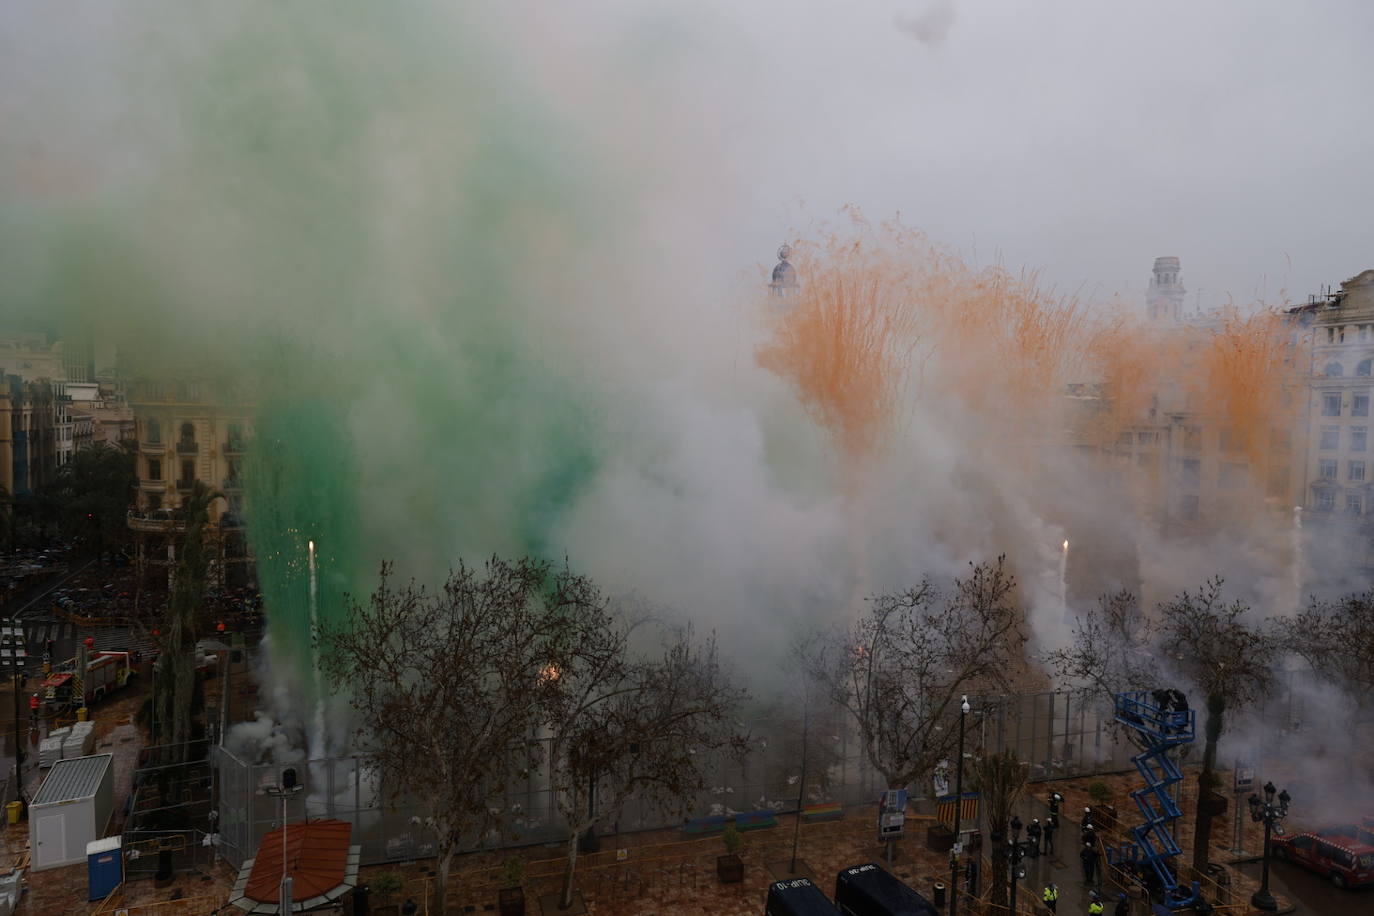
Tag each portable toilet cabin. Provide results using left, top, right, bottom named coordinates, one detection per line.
left=834, top=863, right=938, bottom=916
left=766, top=876, right=843, bottom=915
left=30, top=753, right=115, bottom=871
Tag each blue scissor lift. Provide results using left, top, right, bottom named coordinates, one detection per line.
left=1107, top=691, right=1204, bottom=911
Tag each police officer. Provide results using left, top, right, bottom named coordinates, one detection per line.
left=1050, top=791, right=1064, bottom=816
left=1044, top=812, right=1059, bottom=855
left=1088, top=889, right=1105, bottom=915
left=1027, top=818, right=1042, bottom=857
left=1080, top=841, right=1100, bottom=886
left=1114, top=891, right=1130, bottom=916
left=1042, top=882, right=1059, bottom=913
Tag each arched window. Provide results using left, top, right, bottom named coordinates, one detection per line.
left=1358, top=358, right=1372, bottom=377
left=179, top=422, right=197, bottom=451
left=1325, top=361, right=1345, bottom=377
left=146, top=418, right=160, bottom=444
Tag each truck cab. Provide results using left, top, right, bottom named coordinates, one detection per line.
left=766, top=877, right=842, bottom=916
left=834, top=863, right=938, bottom=916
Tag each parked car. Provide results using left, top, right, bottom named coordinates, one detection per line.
left=1271, top=829, right=1374, bottom=888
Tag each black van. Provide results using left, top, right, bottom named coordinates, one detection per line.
left=765, top=877, right=842, bottom=915
left=834, top=863, right=939, bottom=916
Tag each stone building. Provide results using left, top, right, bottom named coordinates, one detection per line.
left=126, top=375, right=255, bottom=590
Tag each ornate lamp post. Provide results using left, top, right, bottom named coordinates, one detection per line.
left=1248, top=781, right=1290, bottom=911
left=1008, top=814, right=1025, bottom=916
left=949, top=695, right=970, bottom=916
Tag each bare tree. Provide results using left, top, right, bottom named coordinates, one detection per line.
left=1155, top=578, right=1276, bottom=872
left=318, top=557, right=606, bottom=915
left=1047, top=589, right=1153, bottom=704
left=972, top=749, right=1029, bottom=911
left=546, top=621, right=748, bottom=909
left=1276, top=591, right=1374, bottom=767
left=805, top=556, right=1026, bottom=791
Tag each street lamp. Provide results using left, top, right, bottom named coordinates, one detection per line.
left=1247, top=781, right=1291, bottom=911
left=265, top=767, right=304, bottom=914
left=1008, top=815, right=1025, bottom=916
left=949, top=695, right=971, bottom=916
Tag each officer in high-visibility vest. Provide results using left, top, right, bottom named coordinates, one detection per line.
left=1042, top=882, right=1059, bottom=913
left=1088, top=889, right=1104, bottom=915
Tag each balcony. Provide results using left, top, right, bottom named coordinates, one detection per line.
left=222, top=440, right=246, bottom=456
left=139, top=478, right=165, bottom=490
left=176, top=479, right=195, bottom=492
left=176, top=441, right=199, bottom=455
left=140, top=441, right=165, bottom=455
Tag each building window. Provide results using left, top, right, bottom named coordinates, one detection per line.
left=1320, top=426, right=1340, bottom=450
left=1360, top=358, right=1373, bottom=377
left=1137, top=431, right=1159, bottom=446
left=1355, top=393, right=1371, bottom=417
left=147, top=492, right=162, bottom=512
left=1179, top=494, right=1200, bottom=521
left=1183, top=426, right=1202, bottom=451
left=147, top=458, right=161, bottom=481
left=180, top=459, right=195, bottom=485
left=146, top=418, right=161, bottom=443
left=1317, top=489, right=1336, bottom=511
left=1219, top=462, right=1246, bottom=491
left=1117, top=431, right=1133, bottom=448
left=1353, top=427, right=1368, bottom=452
left=1181, top=459, right=1201, bottom=488
left=1327, top=327, right=1336, bottom=343
left=179, top=422, right=196, bottom=446
left=1220, top=429, right=1247, bottom=453
left=1348, top=494, right=1363, bottom=515
left=1323, top=393, right=1343, bottom=416
left=1325, top=361, right=1345, bottom=377
left=1319, top=459, right=1338, bottom=479
left=1351, top=461, right=1366, bottom=482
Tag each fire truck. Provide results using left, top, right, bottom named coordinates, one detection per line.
left=40, top=649, right=138, bottom=713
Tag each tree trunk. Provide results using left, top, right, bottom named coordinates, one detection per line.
left=1191, top=693, right=1224, bottom=871
left=989, top=832, right=1009, bottom=909
left=561, top=828, right=581, bottom=909
left=437, top=844, right=454, bottom=916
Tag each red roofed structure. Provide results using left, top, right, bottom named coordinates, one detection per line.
left=230, top=818, right=360, bottom=913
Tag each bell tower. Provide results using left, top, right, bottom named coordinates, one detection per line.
left=1147, top=256, right=1186, bottom=324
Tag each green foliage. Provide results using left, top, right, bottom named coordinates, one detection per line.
left=1087, top=781, right=1113, bottom=805
left=371, top=871, right=404, bottom=899
left=45, top=443, right=136, bottom=558
left=721, top=826, right=743, bottom=855
left=501, top=857, right=525, bottom=888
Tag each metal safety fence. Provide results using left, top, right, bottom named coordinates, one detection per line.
left=210, top=687, right=1135, bottom=871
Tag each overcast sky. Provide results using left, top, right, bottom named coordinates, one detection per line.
left=4, top=0, right=1372, bottom=316
left=674, top=0, right=1374, bottom=309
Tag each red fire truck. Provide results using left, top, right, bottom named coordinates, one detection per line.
left=1271, top=828, right=1374, bottom=888
left=40, top=650, right=137, bottom=713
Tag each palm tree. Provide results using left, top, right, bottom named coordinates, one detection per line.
left=151, top=481, right=222, bottom=765
left=973, top=749, right=1029, bottom=911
